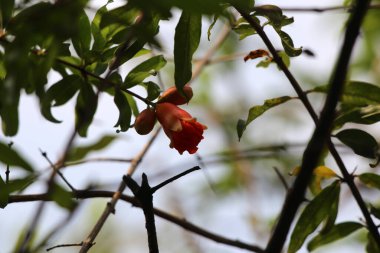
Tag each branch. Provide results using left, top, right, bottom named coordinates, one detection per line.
left=9, top=191, right=265, bottom=253
left=79, top=128, right=160, bottom=252
left=234, top=1, right=379, bottom=252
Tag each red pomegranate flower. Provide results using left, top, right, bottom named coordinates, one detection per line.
left=155, top=102, right=207, bottom=154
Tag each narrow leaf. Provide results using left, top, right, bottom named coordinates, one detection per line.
left=113, top=89, right=132, bottom=132
left=366, top=232, right=380, bottom=253
left=0, top=0, right=15, bottom=27
left=359, top=173, right=380, bottom=189
left=41, top=75, right=81, bottom=123
left=288, top=181, right=340, bottom=253
left=72, top=9, right=91, bottom=57
left=335, top=128, right=378, bottom=159
left=75, top=83, right=98, bottom=137
left=123, top=55, right=167, bottom=88
left=275, top=29, right=302, bottom=57
left=68, top=135, right=118, bottom=161
left=51, top=183, right=76, bottom=210
left=174, top=11, right=202, bottom=89
left=0, top=142, right=34, bottom=172
left=307, top=222, right=363, bottom=251
left=237, top=96, right=292, bottom=139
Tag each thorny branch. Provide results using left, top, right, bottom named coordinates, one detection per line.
left=234, top=0, right=380, bottom=252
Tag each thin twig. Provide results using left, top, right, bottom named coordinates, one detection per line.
left=79, top=128, right=160, bottom=252
left=39, top=149, right=76, bottom=192
left=5, top=141, right=13, bottom=183
left=46, top=243, right=84, bottom=251
left=9, top=191, right=265, bottom=253
left=272, top=167, right=289, bottom=191
left=17, top=130, right=77, bottom=252
left=151, top=166, right=201, bottom=193
left=56, top=58, right=155, bottom=106
left=63, top=157, right=133, bottom=167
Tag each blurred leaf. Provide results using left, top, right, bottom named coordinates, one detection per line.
left=114, top=89, right=132, bottom=132
left=307, top=222, right=363, bottom=251
left=237, top=96, right=293, bottom=139
left=142, top=81, right=161, bottom=100
left=7, top=176, right=36, bottom=193
left=366, top=232, right=380, bottom=253
left=275, top=29, right=302, bottom=57
left=0, top=176, right=9, bottom=208
left=359, top=173, right=380, bottom=189
left=313, top=81, right=380, bottom=107
left=75, top=83, right=98, bottom=137
left=41, top=75, right=82, bottom=123
left=126, top=93, right=140, bottom=117
left=174, top=11, right=201, bottom=89
left=288, top=181, right=340, bottom=253
left=335, top=107, right=380, bottom=128
left=254, top=5, right=284, bottom=28
left=0, top=0, right=14, bottom=27
left=51, top=183, right=76, bottom=210
left=72, top=9, right=91, bottom=57
left=91, top=5, right=108, bottom=51
left=0, top=142, right=34, bottom=172
left=99, top=5, right=140, bottom=29
left=68, top=135, right=118, bottom=161
left=0, top=79, right=20, bottom=136
left=335, top=128, right=378, bottom=159
left=236, top=119, right=246, bottom=141
left=233, top=22, right=258, bottom=40
left=243, top=49, right=270, bottom=62
left=370, top=204, right=380, bottom=220
left=123, top=55, right=167, bottom=88
left=207, top=15, right=219, bottom=41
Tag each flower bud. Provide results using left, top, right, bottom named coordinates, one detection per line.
left=134, top=108, right=156, bottom=135
left=158, top=85, right=193, bottom=105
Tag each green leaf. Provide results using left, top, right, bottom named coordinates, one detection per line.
left=254, top=4, right=284, bottom=29
left=367, top=232, right=380, bottom=253
left=51, top=183, right=76, bottom=210
left=0, top=0, right=14, bottom=27
left=75, top=83, right=98, bottom=137
left=123, top=55, right=167, bottom=88
left=370, top=204, right=380, bottom=220
left=113, top=89, right=132, bottom=132
left=207, top=15, right=219, bottom=41
left=288, top=181, right=340, bottom=253
left=0, top=142, right=34, bottom=172
left=72, top=9, right=92, bottom=57
left=142, top=81, right=161, bottom=100
left=335, top=107, right=380, bottom=128
left=41, top=75, right=82, bottom=123
left=335, top=129, right=378, bottom=159
left=126, top=93, right=139, bottom=117
left=359, top=173, right=380, bottom=189
left=99, top=5, right=139, bottom=29
left=68, top=135, right=118, bottom=161
left=0, top=79, right=20, bottom=136
left=7, top=176, right=36, bottom=193
left=233, top=23, right=258, bottom=40
left=313, top=81, right=380, bottom=107
left=174, top=11, right=202, bottom=89
left=0, top=176, right=9, bottom=208
left=237, top=96, right=293, bottom=139
left=236, top=119, right=246, bottom=141
left=275, top=29, right=302, bottom=57
left=307, top=222, right=363, bottom=251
